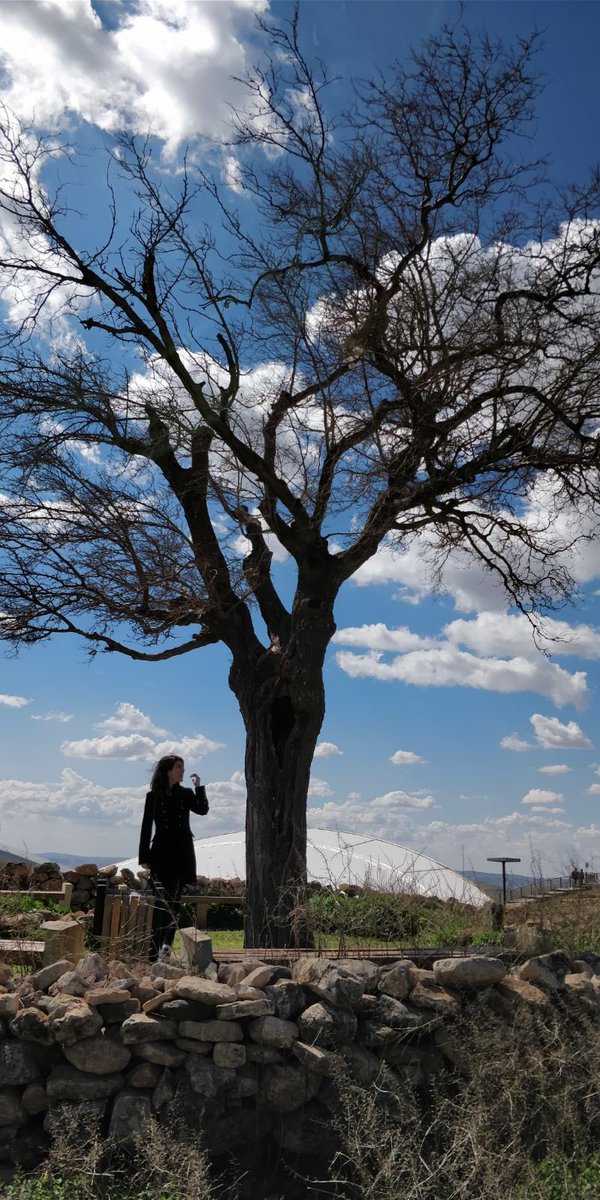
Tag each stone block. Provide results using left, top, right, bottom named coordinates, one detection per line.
left=120, top=1014, right=177, bottom=1043
left=179, top=927, right=213, bottom=973
left=433, top=957, right=506, bottom=989
left=40, top=920, right=85, bottom=968
left=172, top=976, right=236, bottom=1006
left=63, top=1035, right=132, bottom=1075
left=213, top=1042, right=246, bottom=1068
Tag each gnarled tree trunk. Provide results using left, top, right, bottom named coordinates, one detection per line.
left=230, top=591, right=335, bottom=947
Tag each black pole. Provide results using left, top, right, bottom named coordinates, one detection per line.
left=487, top=857, right=521, bottom=906
left=91, top=876, right=108, bottom=945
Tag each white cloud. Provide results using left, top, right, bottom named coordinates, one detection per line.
left=538, top=764, right=571, bottom=775
left=500, top=733, right=532, bottom=752
left=97, top=702, right=166, bottom=735
left=444, top=612, right=600, bottom=661
left=30, top=710, right=73, bottom=723
left=521, top=788, right=564, bottom=806
left=308, top=777, right=334, bottom=798
left=530, top=714, right=593, bottom=750
left=61, top=730, right=222, bottom=761
left=0, top=693, right=31, bottom=708
left=314, top=741, right=343, bottom=758
left=372, top=790, right=435, bottom=810
left=0, top=767, right=145, bottom=824
left=335, top=643, right=586, bottom=708
left=389, top=749, right=426, bottom=765
left=0, top=0, right=268, bottom=156
left=587, top=784, right=600, bottom=796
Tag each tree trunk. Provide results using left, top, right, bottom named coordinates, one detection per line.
left=229, top=592, right=335, bottom=947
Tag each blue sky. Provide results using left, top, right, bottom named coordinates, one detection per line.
left=1, top=0, right=600, bottom=880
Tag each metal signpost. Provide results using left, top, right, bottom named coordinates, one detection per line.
left=487, top=856, right=522, bottom=905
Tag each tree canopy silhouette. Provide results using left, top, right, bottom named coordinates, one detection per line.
left=1, top=13, right=600, bottom=944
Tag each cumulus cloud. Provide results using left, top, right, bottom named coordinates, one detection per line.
left=308, top=777, right=334, bottom=798
left=521, top=788, right=564, bottom=806
left=335, top=641, right=586, bottom=708
left=372, top=790, right=435, bottom=810
left=389, top=749, right=426, bottom=765
left=0, top=693, right=31, bottom=708
left=587, top=784, right=600, bottom=796
left=0, top=0, right=268, bottom=155
left=500, top=733, right=532, bottom=752
left=314, top=741, right=343, bottom=758
left=61, top=731, right=222, bottom=761
left=97, top=702, right=166, bottom=735
left=30, top=710, right=73, bottom=723
left=0, top=767, right=145, bottom=824
left=530, top=714, right=593, bottom=750
left=538, top=764, right=571, bottom=775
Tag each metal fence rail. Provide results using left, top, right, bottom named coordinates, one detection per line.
left=505, top=873, right=598, bottom=902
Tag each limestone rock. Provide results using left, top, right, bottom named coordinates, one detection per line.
left=248, top=1015, right=299, bottom=1049
left=48, top=971, right=86, bottom=998
left=50, top=1003, right=103, bottom=1045
left=47, top=1064, right=123, bottom=1101
left=493, top=976, right=549, bottom=1008
left=74, top=953, right=108, bottom=983
left=63, top=1035, right=132, bottom=1075
left=0, top=996, right=19, bottom=1019
left=175, top=1038, right=213, bottom=1055
left=409, top=975, right=460, bottom=1014
left=292, top=1041, right=341, bottom=1077
left=213, top=1042, right=246, bottom=1068
left=30, top=960, right=75, bottom=992
left=245, top=1045, right=285, bottom=1064
left=241, top=965, right=278, bottom=989
left=0, top=965, right=11, bottom=986
left=0, top=1042, right=49, bottom=1086
left=377, top=961, right=417, bottom=1000
left=298, top=1001, right=357, bottom=1048
left=10, top=1008, right=53, bottom=1046
left=179, top=1019, right=243, bottom=1043
left=21, top=1082, right=49, bottom=1115
left=259, top=1063, right=321, bottom=1114
left=120, top=1014, right=177, bottom=1043
left=433, top=957, right=506, bottom=989
left=292, top=959, right=364, bottom=1008
left=132, top=1042, right=186, bottom=1067
left=0, top=1089, right=26, bottom=1128
left=149, top=962, right=185, bottom=981
left=216, top=998, right=274, bottom=1020
left=108, top=1089, right=152, bottom=1141
left=265, top=980, right=307, bottom=1020
left=173, top=977, right=236, bottom=1006
left=126, top=1062, right=162, bottom=1088
left=152, top=1068, right=176, bottom=1110
left=218, top=963, right=248, bottom=987
left=336, top=959, right=381, bottom=993
left=185, top=1055, right=236, bottom=1099
left=85, top=988, right=132, bottom=1007
left=98, top=1000, right=141, bottom=1024
left=157, top=998, right=211, bottom=1022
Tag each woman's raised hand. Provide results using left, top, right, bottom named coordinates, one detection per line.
left=190, top=772, right=201, bottom=786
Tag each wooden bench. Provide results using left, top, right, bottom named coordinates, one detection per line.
left=180, top=894, right=244, bottom=930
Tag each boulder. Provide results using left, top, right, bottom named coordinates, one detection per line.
left=30, top=960, right=75, bottom=992
left=9, top=1008, right=53, bottom=1046
left=433, top=957, right=506, bottom=989
left=258, top=1063, right=321, bottom=1114
left=50, top=1003, right=102, bottom=1045
left=132, top=1042, right=186, bottom=1067
left=46, top=1064, right=123, bottom=1101
left=264, top=980, right=306, bottom=1020
left=292, top=959, right=364, bottom=1009
left=0, top=996, right=19, bottom=1020
left=178, top=1019, right=243, bottom=1043
left=21, top=1082, right=49, bottom=1115
left=0, top=1089, right=27, bottom=1128
left=216, top=999, right=274, bottom=1020
left=298, top=1001, right=357, bottom=1048
left=377, top=961, right=416, bottom=1000
left=63, top=1035, right=132, bottom=1075
left=108, top=1089, right=152, bottom=1141
left=172, top=977, right=236, bottom=1006
left=248, top=1015, right=299, bottom=1050
left=126, top=1062, right=162, bottom=1088
left=120, top=1014, right=177, bottom=1043
left=213, top=1043, right=247, bottom=1069
left=185, top=1055, right=236, bottom=1099
left=409, top=974, right=460, bottom=1014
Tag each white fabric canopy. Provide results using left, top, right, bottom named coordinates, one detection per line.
left=118, top=827, right=489, bottom=908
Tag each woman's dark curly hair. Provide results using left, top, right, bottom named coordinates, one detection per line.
left=150, top=754, right=183, bottom=793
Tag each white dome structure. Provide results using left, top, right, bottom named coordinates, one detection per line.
left=118, top=828, right=489, bottom=908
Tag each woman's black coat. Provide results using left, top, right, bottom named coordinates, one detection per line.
left=138, top=783, right=209, bottom=887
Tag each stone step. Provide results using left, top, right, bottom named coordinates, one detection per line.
left=0, top=938, right=44, bottom=965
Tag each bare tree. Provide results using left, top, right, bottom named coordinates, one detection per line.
left=0, top=14, right=600, bottom=945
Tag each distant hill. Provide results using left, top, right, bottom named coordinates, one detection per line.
left=34, top=851, right=120, bottom=870
left=463, top=869, right=535, bottom=890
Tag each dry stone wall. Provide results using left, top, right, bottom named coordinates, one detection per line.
left=0, top=946, right=598, bottom=1170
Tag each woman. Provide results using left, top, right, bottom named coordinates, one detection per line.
left=139, top=754, right=209, bottom=959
